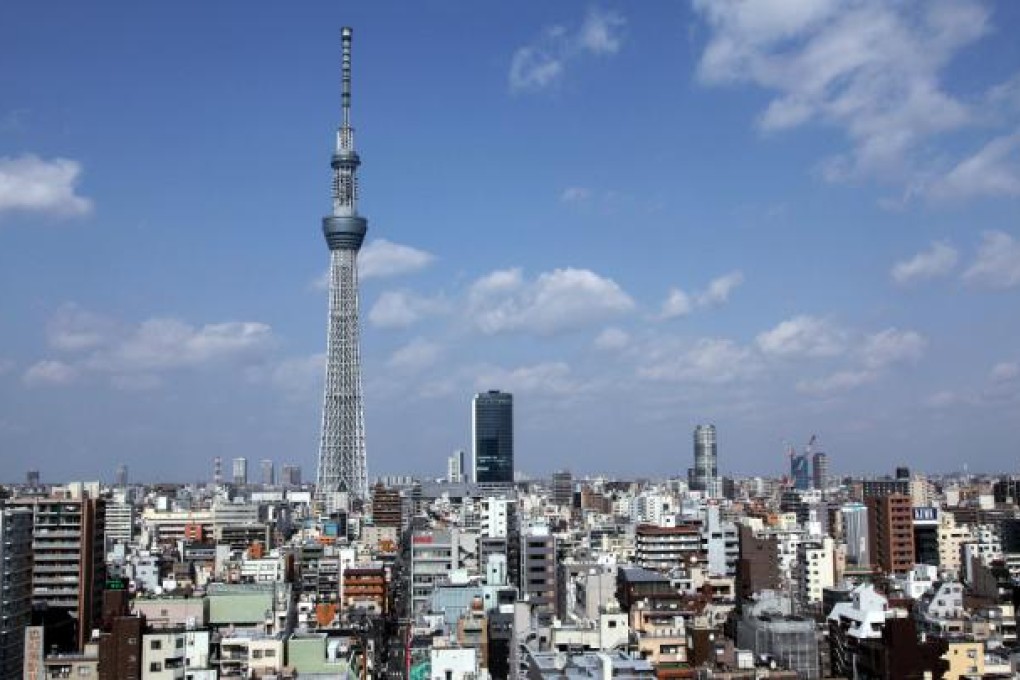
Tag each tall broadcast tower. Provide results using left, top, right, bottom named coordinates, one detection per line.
left=316, top=27, right=368, bottom=510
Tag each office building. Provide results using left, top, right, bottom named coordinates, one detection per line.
left=472, top=391, right=514, bottom=485
left=812, top=451, right=828, bottom=490
left=691, top=424, right=718, bottom=495
left=232, top=457, right=248, bottom=486
left=841, top=503, right=869, bottom=567
left=913, top=507, right=940, bottom=566
left=11, top=493, right=106, bottom=651
left=316, top=27, right=371, bottom=508
left=370, top=484, right=401, bottom=528
left=791, top=452, right=811, bottom=491
left=0, top=502, right=32, bottom=680
left=867, top=494, right=914, bottom=574
left=280, top=464, right=301, bottom=488
left=114, top=464, right=128, bottom=488
left=736, top=525, right=780, bottom=603
left=260, top=459, right=275, bottom=486
left=520, top=525, right=556, bottom=615
left=551, top=470, right=573, bottom=508
left=447, top=450, right=466, bottom=484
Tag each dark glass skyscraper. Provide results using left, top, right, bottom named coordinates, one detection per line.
left=472, top=391, right=513, bottom=484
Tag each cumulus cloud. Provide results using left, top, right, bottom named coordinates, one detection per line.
left=594, top=327, right=630, bottom=351
left=891, top=241, right=958, bottom=285
left=23, top=360, right=78, bottom=387
left=860, top=328, right=926, bottom=368
left=659, top=271, right=744, bottom=320
left=387, top=338, right=442, bottom=373
left=312, top=239, right=434, bottom=289
left=796, top=369, right=876, bottom=395
left=990, top=361, right=1019, bottom=384
left=963, top=231, right=1020, bottom=289
left=469, top=267, right=634, bottom=335
left=639, top=337, right=759, bottom=384
left=560, top=186, right=592, bottom=203
left=46, top=304, right=121, bottom=351
left=475, top=361, right=580, bottom=395
left=928, top=131, right=1020, bottom=200
left=368, top=291, right=447, bottom=330
left=265, top=353, right=324, bottom=398
left=84, top=319, right=273, bottom=373
left=359, top=239, right=435, bottom=280
left=691, top=0, right=999, bottom=193
left=30, top=305, right=276, bottom=390
left=659, top=289, right=693, bottom=319
left=509, top=7, right=625, bottom=93
left=756, top=315, right=845, bottom=358
left=0, top=154, right=93, bottom=218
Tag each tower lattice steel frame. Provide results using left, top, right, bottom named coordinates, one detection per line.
left=316, top=27, right=368, bottom=508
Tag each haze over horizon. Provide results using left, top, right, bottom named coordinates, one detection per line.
left=1, top=1, right=1018, bottom=482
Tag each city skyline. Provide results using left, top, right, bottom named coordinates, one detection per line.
left=1, top=2, right=1019, bottom=481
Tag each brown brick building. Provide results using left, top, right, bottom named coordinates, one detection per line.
left=867, top=494, right=914, bottom=574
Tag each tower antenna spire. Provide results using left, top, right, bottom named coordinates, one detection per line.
left=341, top=26, right=353, bottom=128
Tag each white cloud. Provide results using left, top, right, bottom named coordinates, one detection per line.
left=594, top=327, right=630, bottom=351
left=639, top=337, right=758, bottom=383
left=923, top=390, right=960, bottom=409
left=659, top=271, right=744, bottom=320
left=796, top=369, right=876, bottom=395
left=560, top=186, right=592, bottom=203
left=891, top=241, right=958, bottom=285
left=46, top=304, right=121, bottom=351
left=860, top=328, right=926, bottom=368
left=110, top=373, right=162, bottom=392
left=509, top=7, right=625, bottom=93
left=659, top=288, right=693, bottom=319
left=359, top=239, right=435, bottom=280
left=990, top=361, right=1020, bottom=383
left=692, top=0, right=991, bottom=190
left=387, top=338, right=442, bottom=373
left=963, top=231, right=1020, bottom=289
left=578, top=7, right=626, bottom=55
left=0, top=154, right=93, bottom=218
left=697, top=271, right=744, bottom=307
left=368, top=291, right=446, bottom=330
left=756, top=315, right=845, bottom=358
left=475, top=361, right=579, bottom=395
left=85, top=319, right=273, bottom=373
left=929, top=131, right=1020, bottom=200
left=23, top=360, right=78, bottom=387
left=469, top=267, right=634, bottom=335
left=268, top=353, right=324, bottom=397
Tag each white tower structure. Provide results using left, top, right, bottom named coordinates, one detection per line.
left=316, top=27, right=369, bottom=510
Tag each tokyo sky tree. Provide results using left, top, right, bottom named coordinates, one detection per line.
left=316, top=27, right=368, bottom=508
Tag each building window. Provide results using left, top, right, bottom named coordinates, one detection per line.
left=265, top=650, right=276, bottom=658
left=150, top=640, right=162, bottom=650
left=150, top=662, right=162, bottom=672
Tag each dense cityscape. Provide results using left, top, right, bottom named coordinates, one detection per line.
left=3, top=3, right=1020, bottom=680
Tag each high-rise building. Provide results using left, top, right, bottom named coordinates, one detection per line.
left=867, top=494, right=914, bottom=574
left=812, top=451, right=828, bottom=490
left=551, top=470, right=573, bottom=508
left=691, top=424, right=718, bottom=495
left=316, top=27, right=370, bottom=509
left=447, top=450, right=466, bottom=484
left=26, top=470, right=39, bottom=487
left=114, top=464, right=128, bottom=488
left=370, top=484, right=401, bottom=528
left=260, top=459, right=274, bottom=487
left=11, top=493, right=106, bottom=651
left=0, top=502, right=33, bottom=680
left=280, top=464, right=302, bottom=488
left=790, top=452, right=811, bottom=490
left=841, top=503, right=869, bottom=567
left=472, top=391, right=514, bottom=485
left=520, top=525, right=556, bottom=616
left=232, top=457, right=247, bottom=487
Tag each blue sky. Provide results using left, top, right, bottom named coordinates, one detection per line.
left=1, top=1, right=1018, bottom=482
